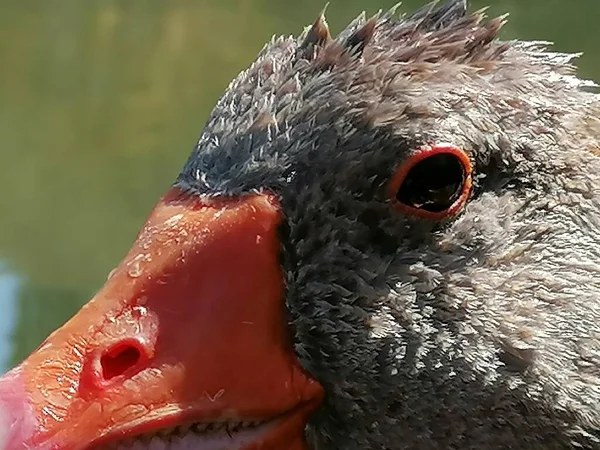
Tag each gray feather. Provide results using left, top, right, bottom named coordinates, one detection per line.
left=176, top=1, right=600, bottom=448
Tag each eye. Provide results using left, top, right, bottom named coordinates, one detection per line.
left=387, top=144, right=473, bottom=220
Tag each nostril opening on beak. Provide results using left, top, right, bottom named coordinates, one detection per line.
left=100, top=340, right=144, bottom=381
left=79, top=337, right=155, bottom=390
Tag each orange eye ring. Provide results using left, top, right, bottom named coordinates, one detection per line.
left=387, top=143, right=473, bottom=221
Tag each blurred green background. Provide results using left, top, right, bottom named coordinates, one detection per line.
left=0, top=0, right=598, bottom=371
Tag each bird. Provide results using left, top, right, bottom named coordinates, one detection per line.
left=0, top=0, right=599, bottom=449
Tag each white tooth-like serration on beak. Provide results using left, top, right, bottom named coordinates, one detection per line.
left=99, top=419, right=274, bottom=450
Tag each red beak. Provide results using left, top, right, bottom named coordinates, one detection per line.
left=0, top=188, right=323, bottom=450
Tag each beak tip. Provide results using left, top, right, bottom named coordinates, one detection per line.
left=0, top=367, right=39, bottom=450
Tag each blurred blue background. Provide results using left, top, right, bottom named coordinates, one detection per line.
left=0, top=0, right=599, bottom=372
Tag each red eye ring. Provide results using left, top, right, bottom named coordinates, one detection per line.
left=387, top=143, right=473, bottom=221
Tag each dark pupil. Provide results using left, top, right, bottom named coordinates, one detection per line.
left=395, top=153, right=465, bottom=213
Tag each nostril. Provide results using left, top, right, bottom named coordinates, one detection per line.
left=79, top=338, right=154, bottom=391
left=100, top=340, right=145, bottom=381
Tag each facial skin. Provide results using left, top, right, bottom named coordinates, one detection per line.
left=1, top=1, right=599, bottom=449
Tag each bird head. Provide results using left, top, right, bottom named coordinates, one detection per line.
left=1, top=1, right=599, bottom=449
